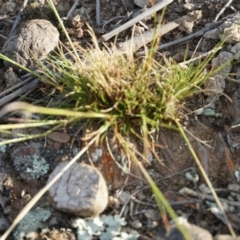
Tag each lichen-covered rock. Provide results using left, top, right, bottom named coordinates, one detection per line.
left=211, top=51, right=233, bottom=77
left=204, top=75, right=225, bottom=102
left=203, top=13, right=240, bottom=44
left=11, top=142, right=49, bottom=181
left=0, top=216, right=9, bottom=232
left=161, top=218, right=213, bottom=240
left=231, top=42, right=240, bottom=61
left=1, top=19, right=59, bottom=69
left=133, top=0, right=161, bottom=8
left=47, top=162, right=108, bottom=217
left=13, top=207, right=51, bottom=240
left=218, top=13, right=240, bottom=44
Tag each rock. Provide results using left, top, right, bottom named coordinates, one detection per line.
left=231, top=42, right=240, bottom=61
left=130, top=219, right=142, bottom=229
left=178, top=10, right=202, bottom=34
left=134, top=0, right=149, bottom=7
left=117, top=191, right=131, bottom=205
left=144, top=209, right=161, bottom=221
left=214, top=235, right=234, bottom=240
left=4, top=67, right=20, bottom=88
left=11, top=142, right=49, bottom=181
left=164, top=218, right=213, bottom=240
left=218, top=13, right=240, bottom=44
left=47, top=162, right=108, bottom=217
left=133, top=0, right=161, bottom=8
left=203, top=28, right=220, bottom=40
left=1, top=19, right=59, bottom=69
left=204, top=75, right=225, bottom=102
left=211, top=51, right=233, bottom=77
left=0, top=216, right=9, bottom=231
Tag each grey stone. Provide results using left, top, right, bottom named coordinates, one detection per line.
left=231, top=42, right=240, bottom=61
left=117, top=191, right=131, bottom=205
left=144, top=209, right=161, bottom=221
left=214, top=235, right=234, bottom=240
left=130, top=219, right=142, bottom=229
left=1, top=19, right=59, bottom=69
left=0, top=216, right=9, bottom=231
left=218, top=13, right=240, bottom=44
left=134, top=0, right=161, bottom=8
left=47, top=162, right=108, bottom=217
left=11, top=142, right=49, bottom=181
left=165, top=218, right=213, bottom=240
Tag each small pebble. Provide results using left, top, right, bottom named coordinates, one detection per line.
left=117, top=191, right=131, bottom=205
left=130, top=219, right=142, bottom=229
left=0, top=216, right=9, bottom=231
left=144, top=209, right=161, bottom=221
left=214, top=235, right=234, bottom=240
left=48, top=162, right=108, bottom=217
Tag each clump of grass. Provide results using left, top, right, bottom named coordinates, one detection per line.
left=38, top=39, right=207, bottom=134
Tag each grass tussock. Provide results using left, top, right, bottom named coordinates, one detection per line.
left=38, top=36, right=208, bottom=135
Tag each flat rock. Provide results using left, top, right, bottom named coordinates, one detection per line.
left=10, top=142, right=49, bottom=181
left=0, top=216, right=9, bottom=231
left=134, top=0, right=161, bottom=8
left=160, top=218, right=213, bottom=240
left=1, top=19, right=59, bottom=69
left=214, top=235, right=234, bottom=240
left=47, top=162, right=108, bottom=217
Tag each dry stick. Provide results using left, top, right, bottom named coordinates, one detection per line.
left=214, top=0, right=234, bottom=22
left=102, top=16, right=125, bottom=30
left=178, top=47, right=222, bottom=66
left=118, top=21, right=179, bottom=53
left=96, top=0, right=101, bottom=26
left=0, top=79, right=39, bottom=107
left=101, top=0, right=173, bottom=41
left=65, top=0, right=79, bottom=19
left=157, top=21, right=223, bottom=51
left=180, top=187, right=240, bottom=207
left=0, top=34, right=7, bottom=40
left=154, top=14, right=237, bottom=52
left=0, top=133, right=100, bottom=240
left=0, top=76, right=34, bottom=98
left=8, top=0, right=28, bottom=38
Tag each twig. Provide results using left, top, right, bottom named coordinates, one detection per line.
left=214, top=0, right=234, bottom=22
left=0, top=76, right=34, bottom=98
left=183, top=126, right=212, bottom=149
left=102, top=16, right=125, bottom=31
left=96, top=0, right=101, bottom=26
left=65, top=0, right=79, bottom=19
left=178, top=47, right=222, bottom=66
left=0, top=79, right=39, bottom=107
left=0, top=34, right=7, bottom=40
left=0, top=132, right=102, bottom=240
left=100, top=0, right=174, bottom=41
left=118, top=21, right=179, bottom=53
left=153, top=14, right=236, bottom=52
left=8, top=0, right=29, bottom=38
left=180, top=187, right=240, bottom=207
left=156, top=20, right=223, bottom=51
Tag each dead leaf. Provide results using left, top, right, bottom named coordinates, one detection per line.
left=47, top=132, right=70, bottom=143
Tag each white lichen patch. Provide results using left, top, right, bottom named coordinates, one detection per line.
left=13, top=207, right=51, bottom=240
left=91, top=147, right=103, bottom=162
left=0, top=144, right=6, bottom=153
left=72, top=215, right=139, bottom=240
left=11, top=142, right=49, bottom=181
left=26, top=154, right=49, bottom=179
